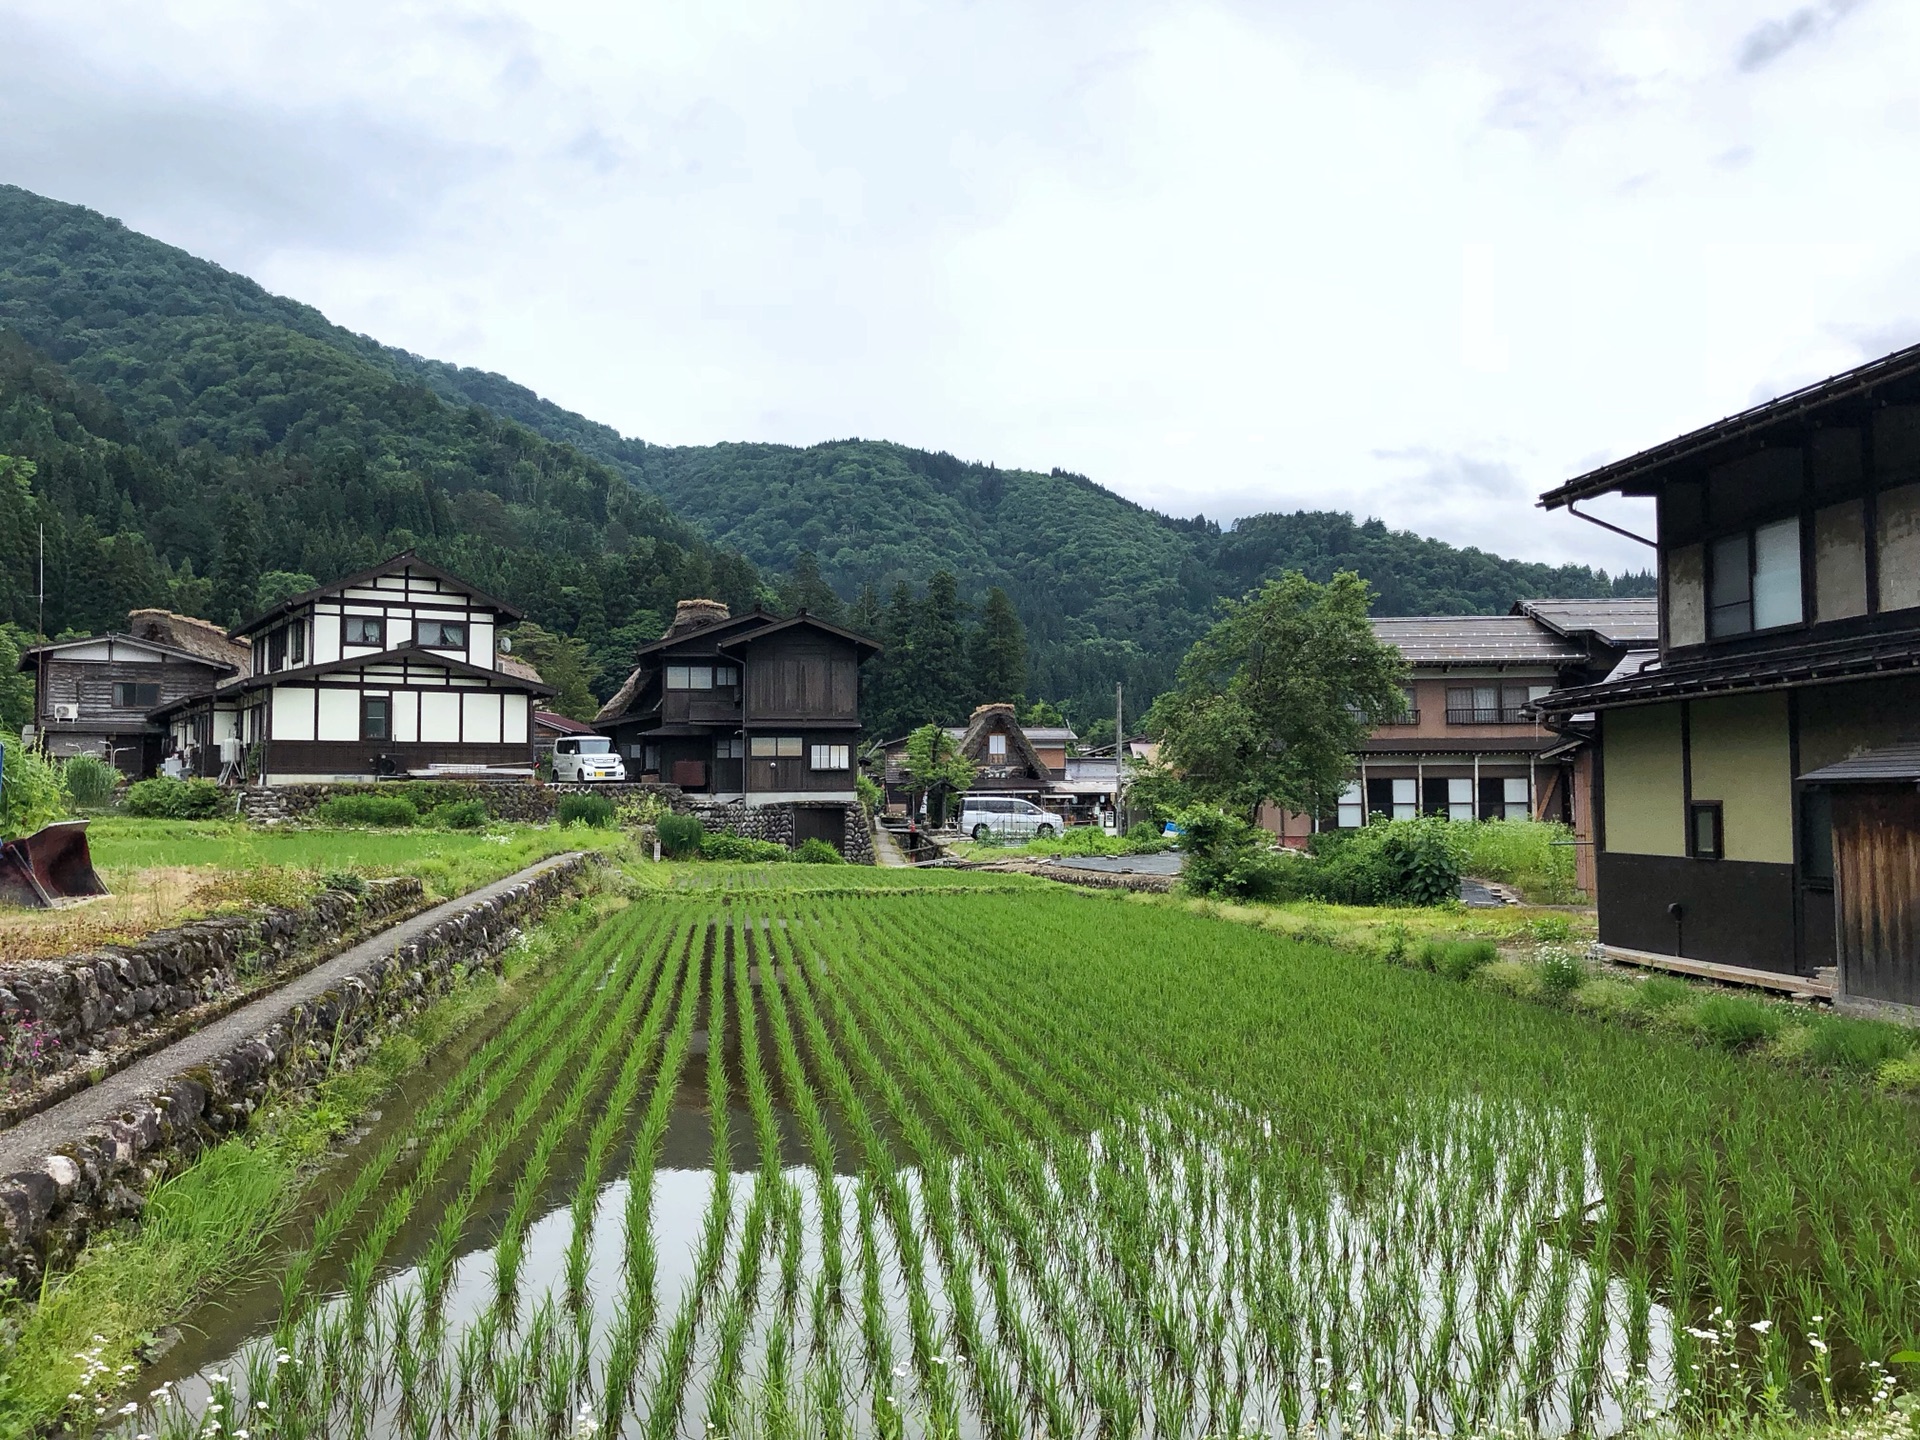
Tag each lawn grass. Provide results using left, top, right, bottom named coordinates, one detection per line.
left=0, top=818, right=628, bottom=959
left=0, top=889, right=618, bottom=1436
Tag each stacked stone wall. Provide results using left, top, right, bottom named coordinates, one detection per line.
left=0, top=854, right=595, bottom=1289
left=0, top=879, right=422, bottom=1122
left=237, top=781, right=687, bottom=825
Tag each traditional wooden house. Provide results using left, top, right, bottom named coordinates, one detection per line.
left=877, top=706, right=1078, bottom=816
left=149, top=553, right=553, bottom=784
left=1533, top=341, right=1920, bottom=1010
left=594, top=599, right=880, bottom=853
left=19, top=622, right=248, bottom=777
left=1263, top=605, right=1655, bottom=888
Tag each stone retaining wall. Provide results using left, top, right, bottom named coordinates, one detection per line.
left=0, top=854, right=596, bottom=1290
left=238, top=781, right=687, bottom=825
left=686, top=800, right=875, bottom=865
left=0, top=879, right=423, bottom=1116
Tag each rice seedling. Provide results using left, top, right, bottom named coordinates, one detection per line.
left=100, top=881, right=1920, bottom=1440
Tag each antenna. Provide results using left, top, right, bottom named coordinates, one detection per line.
left=37, top=524, right=44, bottom=636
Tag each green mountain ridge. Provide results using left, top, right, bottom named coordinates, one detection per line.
left=0, top=183, right=1649, bottom=722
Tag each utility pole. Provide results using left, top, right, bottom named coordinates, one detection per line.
left=1113, top=680, right=1124, bottom=831
left=37, top=524, right=44, bottom=637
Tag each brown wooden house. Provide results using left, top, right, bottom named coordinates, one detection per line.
left=1534, top=339, right=1920, bottom=1012
left=594, top=599, right=880, bottom=852
left=20, top=628, right=248, bottom=777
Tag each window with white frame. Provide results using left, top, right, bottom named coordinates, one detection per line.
left=1503, top=777, right=1530, bottom=821
left=1447, top=777, right=1475, bottom=822
left=1336, top=782, right=1364, bottom=828
left=811, top=744, right=850, bottom=770
left=988, top=733, right=1008, bottom=759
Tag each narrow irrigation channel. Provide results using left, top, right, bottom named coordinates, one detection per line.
left=106, top=887, right=1920, bottom=1439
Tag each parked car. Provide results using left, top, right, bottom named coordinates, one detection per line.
left=551, top=735, right=626, bottom=782
left=959, top=794, right=1058, bottom=841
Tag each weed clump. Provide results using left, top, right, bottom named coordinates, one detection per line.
left=1800, top=1014, right=1914, bottom=1073
left=793, top=837, right=846, bottom=864
left=1693, top=993, right=1785, bottom=1050
left=61, top=754, right=120, bottom=809
left=311, top=793, right=419, bottom=827
left=557, top=793, right=616, bottom=828
left=125, top=776, right=227, bottom=819
left=1421, top=938, right=1496, bottom=980
left=1537, top=946, right=1586, bottom=997
left=657, top=812, right=704, bottom=858
left=701, top=830, right=788, bottom=862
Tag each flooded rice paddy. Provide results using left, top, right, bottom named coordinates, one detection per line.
left=113, top=886, right=1920, bottom=1439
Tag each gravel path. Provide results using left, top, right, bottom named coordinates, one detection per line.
left=0, top=852, right=582, bottom=1176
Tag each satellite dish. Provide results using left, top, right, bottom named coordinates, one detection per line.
left=499, top=636, right=512, bottom=653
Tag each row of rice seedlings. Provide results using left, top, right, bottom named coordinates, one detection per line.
left=600, top=913, right=706, bottom=1433
left=642, top=918, right=740, bottom=1438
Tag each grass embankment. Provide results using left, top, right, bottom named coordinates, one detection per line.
left=0, top=819, right=625, bottom=960
left=91, top=877, right=1920, bottom=1440
left=0, top=887, right=617, bottom=1438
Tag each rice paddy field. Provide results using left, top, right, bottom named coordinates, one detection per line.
left=99, top=873, right=1920, bottom=1439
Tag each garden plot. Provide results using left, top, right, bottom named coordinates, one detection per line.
left=109, top=887, right=1920, bottom=1439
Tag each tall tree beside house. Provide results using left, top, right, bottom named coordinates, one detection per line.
left=970, top=585, right=1027, bottom=704
left=907, top=570, right=967, bottom=723
left=254, top=571, right=319, bottom=615
left=1145, top=570, right=1407, bottom=820
left=850, top=582, right=883, bottom=638
left=902, top=721, right=976, bottom=827
left=510, top=622, right=601, bottom=723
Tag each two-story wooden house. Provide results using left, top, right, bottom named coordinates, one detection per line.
left=1534, top=341, right=1920, bottom=1010
left=19, top=619, right=249, bottom=777
left=593, top=599, right=880, bottom=853
left=149, top=552, right=553, bottom=784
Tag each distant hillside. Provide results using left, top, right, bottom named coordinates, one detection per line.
left=0, top=183, right=1648, bottom=721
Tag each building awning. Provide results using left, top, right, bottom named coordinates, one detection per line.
left=1800, top=744, right=1920, bottom=785
left=1532, top=633, right=1920, bottom=716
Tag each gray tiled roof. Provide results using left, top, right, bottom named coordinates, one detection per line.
left=1371, top=616, right=1584, bottom=665
left=1513, top=597, right=1659, bottom=646
left=1801, top=743, right=1920, bottom=784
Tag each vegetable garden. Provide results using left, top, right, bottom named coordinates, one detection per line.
left=97, top=882, right=1920, bottom=1439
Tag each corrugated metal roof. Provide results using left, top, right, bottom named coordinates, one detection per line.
left=1023, top=726, right=1079, bottom=743
left=1514, top=598, right=1659, bottom=646
left=1800, top=744, right=1920, bottom=784
left=1370, top=616, right=1584, bottom=665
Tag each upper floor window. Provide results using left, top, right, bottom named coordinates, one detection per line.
left=114, top=682, right=161, bottom=709
left=344, top=615, right=385, bottom=648
left=417, top=619, right=467, bottom=649
left=290, top=622, right=305, bottom=666
left=664, top=664, right=739, bottom=690
left=267, top=627, right=287, bottom=671
left=750, top=735, right=803, bottom=758
left=1384, top=686, right=1419, bottom=724
left=811, top=744, right=850, bottom=770
left=1445, top=684, right=1549, bottom=725
left=988, top=733, right=1008, bottom=758
left=1709, top=516, right=1801, bottom=637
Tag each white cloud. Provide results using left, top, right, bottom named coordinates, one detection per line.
left=0, top=0, right=1911, bottom=576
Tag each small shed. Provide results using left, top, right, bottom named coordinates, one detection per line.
left=1799, top=744, right=1920, bottom=1014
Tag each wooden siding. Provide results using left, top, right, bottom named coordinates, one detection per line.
left=37, top=657, right=229, bottom=729
left=744, top=643, right=859, bottom=721
left=1835, top=786, right=1920, bottom=1005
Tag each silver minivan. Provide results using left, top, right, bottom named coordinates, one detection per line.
left=959, top=795, right=1058, bottom=841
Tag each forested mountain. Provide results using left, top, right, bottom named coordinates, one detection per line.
left=0, top=183, right=1648, bottom=727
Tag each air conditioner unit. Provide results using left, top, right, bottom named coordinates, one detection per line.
left=52, top=702, right=79, bottom=722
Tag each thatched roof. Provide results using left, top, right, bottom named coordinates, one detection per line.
left=126, top=609, right=252, bottom=676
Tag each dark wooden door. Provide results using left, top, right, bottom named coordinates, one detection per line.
left=793, top=806, right=844, bottom=854
left=1834, top=785, right=1920, bottom=1006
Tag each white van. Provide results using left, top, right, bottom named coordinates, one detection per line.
left=551, top=735, right=626, bottom=782
left=958, top=795, right=1058, bottom=841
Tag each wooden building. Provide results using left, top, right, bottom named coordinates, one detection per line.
left=594, top=599, right=880, bottom=853
left=19, top=628, right=247, bottom=777
left=877, top=706, right=1082, bottom=817
left=150, top=553, right=553, bottom=784
left=1534, top=341, right=1920, bottom=1008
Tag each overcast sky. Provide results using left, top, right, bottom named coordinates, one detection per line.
left=4, top=1, right=1915, bottom=574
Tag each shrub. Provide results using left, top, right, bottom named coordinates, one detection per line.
left=124, top=776, right=227, bottom=820
left=1422, top=938, right=1496, bottom=981
left=61, top=754, right=120, bottom=808
left=1529, top=914, right=1574, bottom=943
left=657, top=812, right=704, bottom=858
left=426, top=799, right=488, bottom=830
left=1537, top=946, right=1585, bottom=997
left=1, top=737, right=68, bottom=837
left=321, top=870, right=368, bottom=895
left=310, top=793, right=419, bottom=827
left=701, top=830, right=789, bottom=862
left=856, top=773, right=884, bottom=815
left=1303, top=818, right=1460, bottom=906
left=1444, top=819, right=1580, bottom=904
left=794, top=837, right=846, bottom=864
left=1801, top=1015, right=1914, bottom=1074
left=1176, top=806, right=1293, bottom=901
left=1692, top=994, right=1785, bottom=1051
left=558, top=793, right=616, bottom=828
